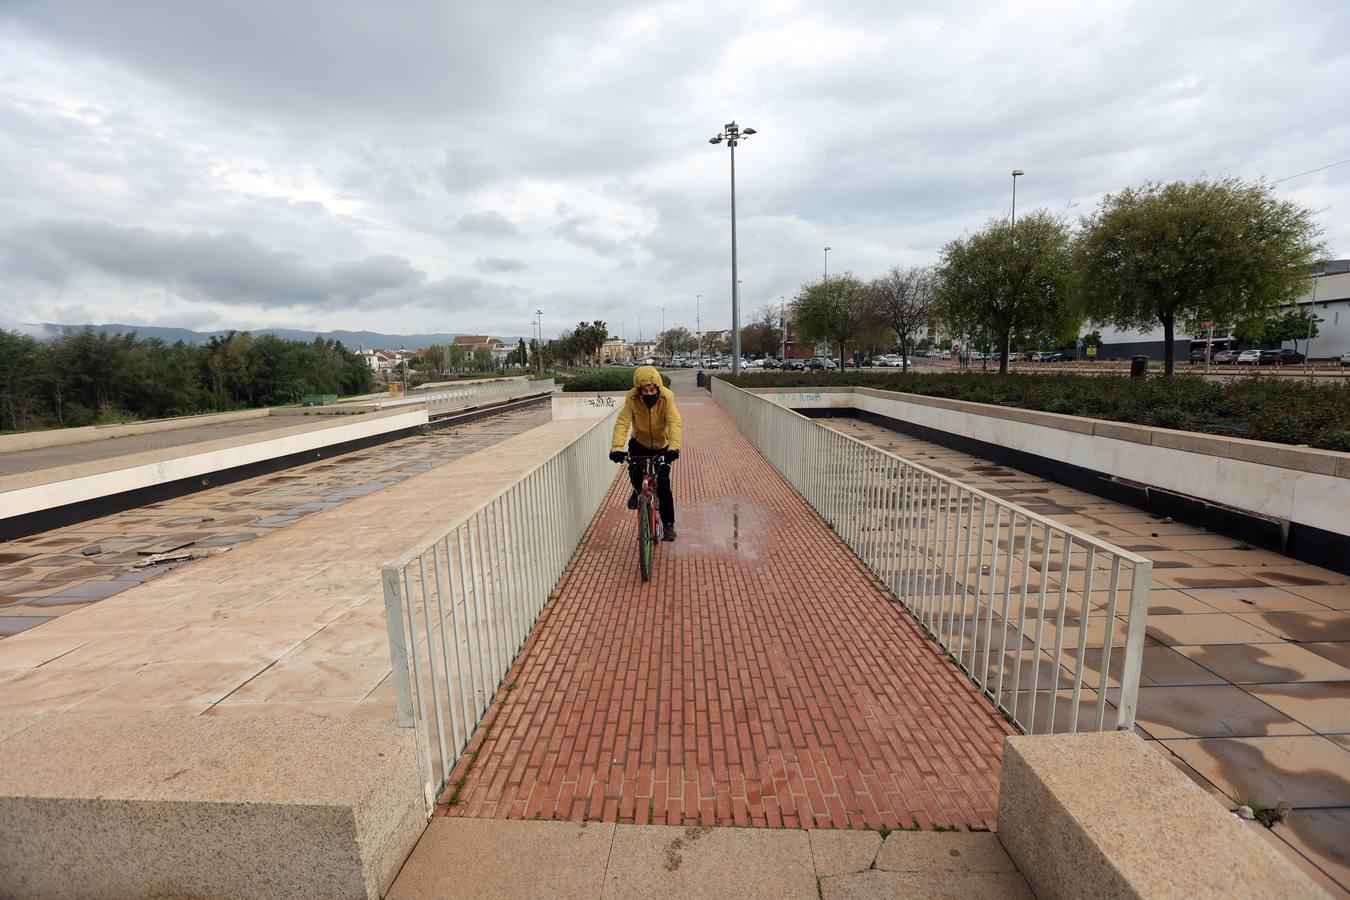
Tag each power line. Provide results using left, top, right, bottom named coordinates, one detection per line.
left=1272, top=157, right=1350, bottom=184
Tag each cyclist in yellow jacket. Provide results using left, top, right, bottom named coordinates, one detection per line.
left=608, top=365, right=682, bottom=540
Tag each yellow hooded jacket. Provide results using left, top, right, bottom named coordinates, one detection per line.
left=611, top=365, right=682, bottom=453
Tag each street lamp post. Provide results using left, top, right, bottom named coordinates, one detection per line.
left=535, top=308, right=544, bottom=374
left=779, top=295, right=787, bottom=359
left=824, top=246, right=832, bottom=364
left=709, top=121, right=757, bottom=376
left=696, top=294, right=702, bottom=364
left=1006, top=170, right=1024, bottom=370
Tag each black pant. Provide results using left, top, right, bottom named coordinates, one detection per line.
left=627, top=438, right=675, bottom=525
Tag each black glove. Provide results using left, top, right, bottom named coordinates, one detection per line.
left=609, top=451, right=626, bottom=463
left=663, top=449, right=680, bottom=462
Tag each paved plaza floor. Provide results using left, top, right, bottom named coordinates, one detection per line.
left=0, top=404, right=549, bottom=639
left=442, top=390, right=1015, bottom=832
left=828, top=416, right=1350, bottom=895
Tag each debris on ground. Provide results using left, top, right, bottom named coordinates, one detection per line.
left=137, top=540, right=195, bottom=557
left=81, top=544, right=102, bottom=556
left=132, top=546, right=231, bottom=568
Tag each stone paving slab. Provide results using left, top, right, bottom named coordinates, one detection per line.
left=387, top=818, right=615, bottom=900
left=387, top=819, right=1033, bottom=899
left=442, top=390, right=1014, bottom=831
left=0, top=408, right=583, bottom=722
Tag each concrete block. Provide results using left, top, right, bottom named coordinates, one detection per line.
left=996, top=731, right=1330, bottom=899
left=0, top=713, right=427, bottom=899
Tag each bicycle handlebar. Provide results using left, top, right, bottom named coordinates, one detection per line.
left=617, top=452, right=672, bottom=466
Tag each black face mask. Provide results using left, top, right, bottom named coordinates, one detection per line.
left=642, top=393, right=658, bottom=408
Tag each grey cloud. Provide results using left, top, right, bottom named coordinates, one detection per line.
left=454, top=210, right=519, bottom=237
left=553, top=205, right=634, bottom=259
left=437, top=149, right=500, bottom=194
left=475, top=256, right=528, bottom=274
left=5, top=220, right=427, bottom=309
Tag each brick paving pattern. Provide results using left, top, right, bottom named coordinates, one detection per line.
left=442, top=393, right=1014, bottom=831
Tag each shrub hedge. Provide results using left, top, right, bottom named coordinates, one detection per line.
left=559, top=368, right=672, bottom=392
left=718, top=371, right=1350, bottom=452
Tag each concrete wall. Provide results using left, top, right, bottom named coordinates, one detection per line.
left=0, top=408, right=273, bottom=453
left=997, top=732, right=1327, bottom=899
left=552, top=392, right=628, bottom=420
left=1, top=409, right=428, bottom=519
left=762, top=387, right=1349, bottom=544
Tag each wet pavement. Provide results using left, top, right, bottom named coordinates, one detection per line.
left=0, top=404, right=549, bottom=639
left=442, top=386, right=1016, bottom=832
left=827, top=416, right=1350, bottom=895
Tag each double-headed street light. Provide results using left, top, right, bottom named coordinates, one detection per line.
left=709, top=121, right=757, bottom=376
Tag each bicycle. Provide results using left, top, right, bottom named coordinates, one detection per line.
left=621, top=453, right=669, bottom=582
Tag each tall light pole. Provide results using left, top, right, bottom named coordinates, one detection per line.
left=661, top=305, right=666, bottom=356
left=535, top=308, right=545, bottom=373
left=824, top=247, right=832, bottom=364
left=696, top=294, right=702, bottom=363
left=1006, top=170, right=1024, bottom=369
left=709, top=121, right=757, bottom=376
left=779, top=295, right=787, bottom=359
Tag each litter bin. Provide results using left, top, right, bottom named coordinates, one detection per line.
left=696, top=370, right=705, bottom=388
left=1130, top=355, right=1149, bottom=378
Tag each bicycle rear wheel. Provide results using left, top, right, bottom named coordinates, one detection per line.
left=637, top=495, right=655, bottom=582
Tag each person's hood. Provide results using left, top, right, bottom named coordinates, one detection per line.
left=633, top=365, right=662, bottom=389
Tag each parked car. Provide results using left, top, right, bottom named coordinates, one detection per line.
left=1236, top=349, right=1261, bottom=365
left=1212, top=350, right=1238, bottom=365
left=784, top=357, right=807, bottom=370
left=805, top=357, right=837, bottom=371
left=1341, top=351, right=1350, bottom=368
left=1259, top=349, right=1304, bottom=365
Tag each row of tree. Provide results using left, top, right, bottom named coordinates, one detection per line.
left=0, top=329, right=375, bottom=432
left=790, top=176, right=1326, bottom=376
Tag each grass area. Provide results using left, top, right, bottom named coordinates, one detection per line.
left=717, top=371, right=1350, bottom=452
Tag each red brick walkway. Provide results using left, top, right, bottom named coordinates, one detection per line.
left=441, top=391, right=1014, bottom=830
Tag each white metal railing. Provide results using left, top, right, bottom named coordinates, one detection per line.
left=381, top=409, right=618, bottom=807
left=712, top=379, right=1153, bottom=736
left=375, top=378, right=554, bottom=415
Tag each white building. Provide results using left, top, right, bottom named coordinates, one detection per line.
left=1094, top=260, right=1350, bottom=361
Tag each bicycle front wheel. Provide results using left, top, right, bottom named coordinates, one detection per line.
left=637, top=495, right=654, bottom=582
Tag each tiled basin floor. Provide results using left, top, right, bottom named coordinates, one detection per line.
left=0, top=403, right=549, bottom=639
left=827, top=416, right=1350, bottom=895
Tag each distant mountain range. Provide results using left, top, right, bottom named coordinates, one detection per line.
left=26, top=322, right=517, bottom=350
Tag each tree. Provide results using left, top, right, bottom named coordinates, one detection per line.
left=1076, top=177, right=1325, bottom=376
left=935, top=209, right=1079, bottom=374
left=739, top=306, right=784, bottom=358
left=656, top=327, right=695, bottom=356
left=871, top=265, right=934, bottom=372
left=792, top=272, right=874, bottom=369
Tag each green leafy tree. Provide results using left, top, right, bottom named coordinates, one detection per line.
left=935, top=209, right=1079, bottom=375
left=1076, top=177, right=1325, bottom=376
left=792, top=272, right=874, bottom=369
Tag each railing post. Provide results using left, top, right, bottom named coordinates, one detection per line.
left=1114, top=559, right=1153, bottom=731
left=382, top=566, right=416, bottom=728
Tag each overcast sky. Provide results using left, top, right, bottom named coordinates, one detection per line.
left=2, top=0, right=1347, bottom=341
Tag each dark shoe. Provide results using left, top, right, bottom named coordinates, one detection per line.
left=662, top=524, right=676, bottom=542
left=626, top=492, right=639, bottom=510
